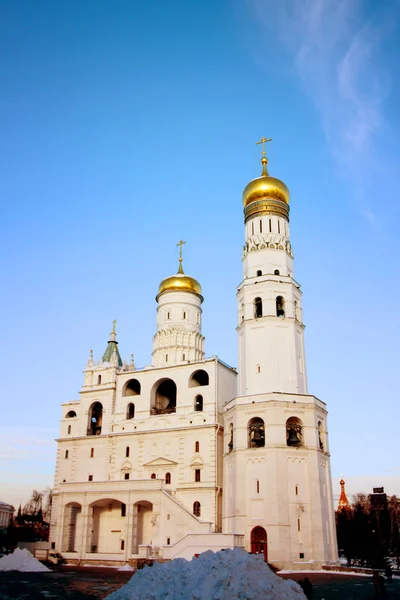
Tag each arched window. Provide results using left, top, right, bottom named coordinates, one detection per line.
left=123, top=379, right=141, bottom=396
left=151, top=473, right=156, bottom=479
left=254, top=297, right=263, bottom=318
left=90, top=448, right=94, bottom=458
left=193, top=501, right=201, bottom=517
left=189, top=370, right=209, bottom=387
left=165, top=472, right=171, bottom=484
left=65, top=450, right=69, bottom=459
left=274, top=270, right=280, bottom=275
left=97, top=375, right=102, bottom=385
left=88, top=402, right=103, bottom=436
left=151, top=378, right=177, bottom=415
left=256, top=270, right=262, bottom=277
left=276, top=296, right=285, bottom=317
left=318, top=421, right=324, bottom=451
left=126, top=446, right=130, bottom=458
left=66, top=411, right=76, bottom=418
left=286, top=417, right=303, bottom=447
left=195, top=441, right=200, bottom=453
left=126, top=403, right=135, bottom=419
left=194, top=395, right=203, bottom=412
left=67, top=425, right=71, bottom=435
left=248, top=417, right=265, bottom=448
left=228, top=423, right=233, bottom=452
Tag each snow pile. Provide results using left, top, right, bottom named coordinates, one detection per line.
left=107, top=548, right=306, bottom=600
left=0, top=548, right=50, bottom=572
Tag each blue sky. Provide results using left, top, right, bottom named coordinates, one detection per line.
left=1, top=0, right=399, bottom=508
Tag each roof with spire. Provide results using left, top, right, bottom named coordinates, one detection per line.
left=102, top=320, right=123, bottom=367
left=338, top=478, right=350, bottom=511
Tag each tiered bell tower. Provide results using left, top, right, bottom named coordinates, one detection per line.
left=223, top=139, right=339, bottom=569
left=238, top=137, right=307, bottom=396
left=152, top=241, right=205, bottom=367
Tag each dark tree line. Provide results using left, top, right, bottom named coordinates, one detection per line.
left=336, top=492, right=400, bottom=568
left=3, top=488, right=52, bottom=547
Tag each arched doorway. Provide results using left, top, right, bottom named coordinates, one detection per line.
left=62, top=503, right=82, bottom=552
left=251, top=526, right=268, bottom=560
left=132, top=501, right=153, bottom=554
left=89, top=498, right=126, bottom=554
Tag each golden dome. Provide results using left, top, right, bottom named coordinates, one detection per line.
left=157, top=260, right=203, bottom=301
left=242, top=157, right=290, bottom=207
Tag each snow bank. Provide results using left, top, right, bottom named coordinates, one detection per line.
left=0, top=548, right=50, bottom=572
left=106, top=548, right=306, bottom=600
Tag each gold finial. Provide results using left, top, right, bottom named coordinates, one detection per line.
left=176, top=240, right=186, bottom=274
left=256, top=136, right=272, bottom=176
left=109, top=319, right=117, bottom=342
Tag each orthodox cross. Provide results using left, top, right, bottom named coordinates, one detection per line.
left=112, top=319, right=117, bottom=332
left=176, top=239, right=186, bottom=262
left=256, top=136, right=272, bottom=157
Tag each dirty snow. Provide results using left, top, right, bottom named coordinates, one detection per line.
left=0, top=548, right=50, bottom=572
left=106, top=548, right=306, bottom=600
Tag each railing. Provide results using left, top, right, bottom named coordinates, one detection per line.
left=86, top=426, right=102, bottom=436
left=150, top=406, right=176, bottom=415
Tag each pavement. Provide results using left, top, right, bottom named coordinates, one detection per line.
left=1, top=565, right=400, bottom=599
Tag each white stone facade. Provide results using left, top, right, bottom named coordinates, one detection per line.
left=0, top=501, right=14, bottom=530
left=50, top=158, right=338, bottom=568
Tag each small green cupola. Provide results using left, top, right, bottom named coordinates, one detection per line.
left=102, top=320, right=123, bottom=367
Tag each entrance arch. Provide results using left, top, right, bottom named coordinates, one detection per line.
left=251, top=526, right=268, bottom=559
left=132, top=501, right=153, bottom=554
left=62, top=502, right=82, bottom=552
left=89, top=498, right=126, bottom=554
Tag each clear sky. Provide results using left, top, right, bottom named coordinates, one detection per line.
left=1, top=0, right=399, bottom=509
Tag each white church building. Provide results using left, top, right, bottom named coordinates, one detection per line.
left=50, top=144, right=339, bottom=569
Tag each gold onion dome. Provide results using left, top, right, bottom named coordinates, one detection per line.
left=157, top=258, right=203, bottom=301
left=242, top=155, right=290, bottom=207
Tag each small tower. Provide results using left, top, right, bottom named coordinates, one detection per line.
left=152, top=241, right=205, bottom=367
left=338, top=479, right=350, bottom=511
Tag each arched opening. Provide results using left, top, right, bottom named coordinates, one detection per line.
left=126, top=446, right=130, bottom=458
left=195, top=441, right=200, bottom=453
left=66, top=411, right=76, bottom=418
left=194, top=395, right=203, bottom=412
left=90, top=448, right=94, bottom=458
left=256, top=270, right=262, bottom=276
left=276, top=296, right=285, bottom=317
left=151, top=378, right=177, bottom=415
left=318, top=420, right=324, bottom=451
left=62, top=502, right=82, bottom=553
left=151, top=473, right=156, bottom=479
left=189, top=370, right=209, bottom=387
left=228, top=423, right=233, bottom=452
left=286, top=417, right=303, bottom=447
left=165, top=472, right=171, bottom=484
left=251, top=526, right=267, bottom=558
left=65, top=450, right=69, bottom=459
left=274, top=269, right=280, bottom=275
left=248, top=417, right=265, bottom=448
left=123, top=379, right=141, bottom=396
left=89, top=499, right=126, bottom=554
left=133, top=501, right=153, bottom=553
left=88, top=402, right=103, bottom=436
left=254, top=297, right=263, bottom=318
left=126, top=403, right=135, bottom=419
left=97, top=375, right=102, bottom=385
left=67, top=425, right=71, bottom=435
left=193, top=501, right=201, bottom=517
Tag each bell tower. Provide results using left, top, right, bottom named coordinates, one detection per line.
left=223, top=139, right=339, bottom=569
left=238, top=137, right=307, bottom=397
